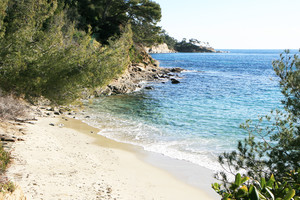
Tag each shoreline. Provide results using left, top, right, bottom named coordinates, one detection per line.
left=7, top=115, right=218, bottom=199
left=71, top=116, right=219, bottom=198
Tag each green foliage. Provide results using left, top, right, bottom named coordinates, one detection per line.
left=129, top=45, right=145, bottom=64
left=65, top=0, right=162, bottom=46
left=0, top=181, right=15, bottom=193
left=129, top=0, right=162, bottom=46
left=0, top=0, right=133, bottom=104
left=174, top=38, right=214, bottom=52
left=160, top=30, right=177, bottom=50
left=160, top=31, right=215, bottom=52
left=0, top=144, right=10, bottom=174
left=273, top=50, right=300, bottom=118
left=213, top=170, right=300, bottom=200
left=0, top=0, right=8, bottom=39
left=213, top=51, right=300, bottom=199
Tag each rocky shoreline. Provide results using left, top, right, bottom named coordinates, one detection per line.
left=93, top=58, right=184, bottom=97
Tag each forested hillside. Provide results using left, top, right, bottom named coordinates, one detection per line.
left=0, top=0, right=162, bottom=104
left=160, top=30, right=216, bottom=53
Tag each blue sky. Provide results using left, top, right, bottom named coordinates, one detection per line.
left=153, top=0, right=300, bottom=49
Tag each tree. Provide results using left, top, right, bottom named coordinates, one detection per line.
left=65, top=0, right=162, bottom=45
left=160, top=30, right=177, bottom=50
left=128, top=0, right=162, bottom=45
left=0, top=0, right=133, bottom=104
left=174, top=38, right=215, bottom=52
left=213, top=50, right=300, bottom=199
left=0, top=0, right=8, bottom=39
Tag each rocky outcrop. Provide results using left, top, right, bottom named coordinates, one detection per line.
left=93, top=58, right=183, bottom=96
left=144, top=43, right=176, bottom=54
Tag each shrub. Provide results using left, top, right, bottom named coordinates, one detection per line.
left=0, top=95, right=27, bottom=120
left=212, top=170, right=300, bottom=200
left=0, top=144, right=10, bottom=174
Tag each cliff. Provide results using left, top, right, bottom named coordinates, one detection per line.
left=144, top=43, right=176, bottom=54
left=145, top=42, right=217, bottom=53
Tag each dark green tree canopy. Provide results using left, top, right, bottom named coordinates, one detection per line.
left=62, top=0, right=162, bottom=45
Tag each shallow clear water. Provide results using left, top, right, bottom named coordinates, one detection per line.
left=82, top=49, right=296, bottom=171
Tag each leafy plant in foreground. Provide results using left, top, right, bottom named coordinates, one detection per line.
left=213, top=170, right=300, bottom=200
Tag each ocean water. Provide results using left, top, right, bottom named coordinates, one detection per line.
left=82, top=49, right=295, bottom=171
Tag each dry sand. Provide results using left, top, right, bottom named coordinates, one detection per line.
left=7, top=116, right=218, bottom=200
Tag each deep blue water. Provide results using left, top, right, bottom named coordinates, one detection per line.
left=83, top=49, right=296, bottom=171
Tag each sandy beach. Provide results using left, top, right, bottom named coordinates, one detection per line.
left=6, top=115, right=218, bottom=200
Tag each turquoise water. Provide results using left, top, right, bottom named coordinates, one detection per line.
left=83, top=49, right=295, bottom=171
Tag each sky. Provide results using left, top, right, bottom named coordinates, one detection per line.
left=153, top=0, right=300, bottom=49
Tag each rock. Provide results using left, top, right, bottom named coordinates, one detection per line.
left=145, top=86, right=154, bottom=90
left=144, top=43, right=176, bottom=54
left=46, top=107, right=54, bottom=111
left=170, top=67, right=184, bottom=73
left=153, top=75, right=159, bottom=79
left=171, top=78, right=180, bottom=84
left=0, top=134, right=16, bottom=142
left=88, top=48, right=184, bottom=97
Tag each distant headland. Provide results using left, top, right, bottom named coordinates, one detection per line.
left=145, top=31, right=225, bottom=53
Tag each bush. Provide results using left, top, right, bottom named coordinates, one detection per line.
left=212, top=170, right=300, bottom=200
left=0, top=181, right=15, bottom=194
left=0, top=95, right=27, bottom=120
left=0, top=144, right=10, bottom=174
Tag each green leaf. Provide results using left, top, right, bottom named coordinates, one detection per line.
left=223, top=193, right=231, bottom=200
left=211, top=183, right=220, bottom=192
left=294, top=196, right=300, bottom=200
left=265, top=187, right=275, bottom=200
left=283, top=189, right=295, bottom=200
left=241, top=176, right=250, bottom=184
left=249, top=186, right=260, bottom=200
left=261, top=177, right=266, bottom=189
left=236, top=185, right=248, bottom=198
left=267, top=174, right=275, bottom=188
left=235, top=173, right=242, bottom=186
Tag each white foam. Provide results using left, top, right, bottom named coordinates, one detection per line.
left=78, top=111, right=224, bottom=173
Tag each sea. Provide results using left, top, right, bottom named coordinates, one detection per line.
left=81, top=49, right=297, bottom=172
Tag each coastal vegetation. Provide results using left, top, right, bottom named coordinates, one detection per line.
left=213, top=50, right=300, bottom=199
left=160, top=30, right=215, bottom=52
left=0, top=0, right=162, bottom=104
left=0, top=143, right=14, bottom=194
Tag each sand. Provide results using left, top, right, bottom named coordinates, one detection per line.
left=7, top=116, right=218, bottom=200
